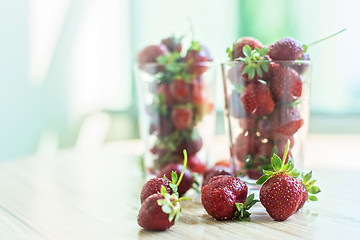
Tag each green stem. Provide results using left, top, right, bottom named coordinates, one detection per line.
left=304, top=28, right=346, bottom=52
left=173, top=196, right=192, bottom=203
left=282, top=140, right=290, bottom=165
left=176, top=150, right=188, bottom=187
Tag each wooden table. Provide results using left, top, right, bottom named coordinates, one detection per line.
left=0, top=134, right=360, bottom=240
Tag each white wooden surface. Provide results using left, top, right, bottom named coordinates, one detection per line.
left=0, top=134, right=360, bottom=240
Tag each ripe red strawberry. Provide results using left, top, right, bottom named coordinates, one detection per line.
left=184, top=42, right=212, bottom=75
left=138, top=44, right=168, bottom=73
left=186, top=155, right=205, bottom=174
left=149, top=114, right=174, bottom=137
left=140, top=177, right=172, bottom=203
left=270, top=65, right=302, bottom=103
left=169, top=79, right=191, bottom=103
left=175, top=136, right=203, bottom=156
left=138, top=193, right=176, bottom=230
left=230, top=37, right=263, bottom=60
left=202, top=166, right=232, bottom=187
left=260, top=173, right=303, bottom=221
left=138, top=150, right=192, bottom=231
left=256, top=116, right=276, bottom=139
left=257, top=140, right=320, bottom=221
left=157, top=163, right=193, bottom=196
left=239, top=116, right=257, bottom=131
left=268, top=37, right=303, bottom=61
left=272, top=105, right=304, bottom=136
left=171, top=107, right=193, bottom=130
left=201, top=176, right=258, bottom=221
left=272, top=133, right=295, bottom=148
left=245, top=169, right=263, bottom=180
left=240, top=81, right=275, bottom=116
left=234, top=131, right=261, bottom=162
left=297, top=171, right=321, bottom=210
left=190, top=77, right=206, bottom=105
left=256, top=141, right=274, bottom=158
left=161, top=36, right=182, bottom=53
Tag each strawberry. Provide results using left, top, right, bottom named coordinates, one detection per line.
left=157, top=163, right=193, bottom=196
left=240, top=81, right=275, bottom=116
left=272, top=133, right=295, bottom=148
left=137, top=44, right=168, bottom=73
left=186, top=155, right=205, bottom=174
left=257, top=140, right=320, bottom=221
left=256, top=141, right=274, bottom=159
left=256, top=142, right=301, bottom=221
left=175, top=136, right=203, bottom=156
left=137, top=193, right=176, bottom=231
left=297, top=171, right=321, bottom=210
left=149, top=114, right=174, bottom=137
left=272, top=105, right=304, bottom=136
left=245, top=169, right=263, bottom=180
left=260, top=173, right=302, bottom=221
left=229, top=37, right=263, bottom=60
left=239, top=116, right=257, bottom=131
left=234, top=131, right=261, bottom=162
left=268, top=37, right=303, bottom=61
left=171, top=106, right=193, bottom=130
left=161, top=36, right=182, bottom=53
left=256, top=116, right=276, bottom=139
left=270, top=65, right=302, bottom=103
left=138, top=150, right=191, bottom=231
left=169, top=79, right=191, bottom=103
left=202, top=166, right=232, bottom=187
left=201, top=175, right=258, bottom=221
left=184, top=41, right=212, bottom=75
left=190, top=77, right=206, bottom=105
left=140, top=177, right=172, bottom=203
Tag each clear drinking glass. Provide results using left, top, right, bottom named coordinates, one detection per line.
left=135, top=62, right=216, bottom=175
left=221, top=61, right=311, bottom=181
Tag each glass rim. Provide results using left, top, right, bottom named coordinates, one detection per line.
left=222, top=60, right=312, bottom=65
left=136, top=61, right=214, bottom=68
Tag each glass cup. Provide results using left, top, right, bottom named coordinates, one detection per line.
left=221, top=60, right=311, bottom=181
left=135, top=62, right=216, bottom=175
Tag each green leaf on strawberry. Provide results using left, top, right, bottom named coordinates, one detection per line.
left=236, top=45, right=270, bottom=80
left=234, top=193, right=259, bottom=221
left=299, top=170, right=321, bottom=202
left=256, top=139, right=300, bottom=185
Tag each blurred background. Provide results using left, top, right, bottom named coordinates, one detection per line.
left=1, top=0, right=359, bottom=161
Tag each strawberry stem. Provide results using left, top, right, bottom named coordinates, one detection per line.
left=173, top=196, right=192, bottom=203
left=303, top=28, right=346, bottom=52
left=282, top=140, right=290, bottom=165
left=176, top=150, right=188, bottom=187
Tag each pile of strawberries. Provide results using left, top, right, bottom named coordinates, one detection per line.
left=138, top=143, right=320, bottom=231
left=137, top=36, right=213, bottom=173
left=225, top=36, right=311, bottom=179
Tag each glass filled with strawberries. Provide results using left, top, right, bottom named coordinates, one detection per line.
left=221, top=37, right=312, bottom=181
left=135, top=36, right=215, bottom=176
